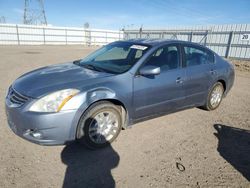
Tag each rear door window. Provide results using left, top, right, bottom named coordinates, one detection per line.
left=184, top=46, right=214, bottom=67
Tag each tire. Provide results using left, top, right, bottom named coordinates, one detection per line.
left=76, top=101, right=122, bottom=149
left=203, top=82, right=224, bottom=111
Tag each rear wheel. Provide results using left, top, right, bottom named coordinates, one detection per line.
left=76, top=101, right=122, bottom=149
left=203, top=82, right=224, bottom=111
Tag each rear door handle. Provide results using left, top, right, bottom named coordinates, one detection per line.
left=210, top=69, right=216, bottom=75
left=176, top=77, right=183, bottom=84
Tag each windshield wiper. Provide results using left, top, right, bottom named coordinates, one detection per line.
left=81, top=64, right=104, bottom=72
left=75, top=61, right=115, bottom=74
left=73, top=60, right=81, bottom=65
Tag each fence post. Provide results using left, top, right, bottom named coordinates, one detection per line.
left=125, top=32, right=129, bottom=40
left=65, top=29, right=67, bottom=45
left=225, top=31, right=233, bottom=58
left=16, top=25, right=20, bottom=45
left=89, top=30, right=91, bottom=46
left=106, top=32, right=108, bottom=44
left=204, top=30, right=208, bottom=46
left=139, top=27, right=142, bottom=38
left=43, top=27, right=46, bottom=45
left=189, top=32, right=193, bottom=42
left=85, top=29, right=91, bottom=46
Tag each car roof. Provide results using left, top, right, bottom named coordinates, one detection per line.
left=123, top=38, right=205, bottom=48
left=121, top=38, right=214, bottom=53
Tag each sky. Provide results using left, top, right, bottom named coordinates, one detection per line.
left=0, top=0, right=249, bottom=29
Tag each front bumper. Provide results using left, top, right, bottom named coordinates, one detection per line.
left=5, top=99, right=78, bottom=146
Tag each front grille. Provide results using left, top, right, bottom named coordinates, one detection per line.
left=8, top=87, right=29, bottom=106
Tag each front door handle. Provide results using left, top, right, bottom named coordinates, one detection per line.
left=176, top=77, right=183, bottom=84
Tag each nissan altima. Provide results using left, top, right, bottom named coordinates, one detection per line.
left=5, top=39, right=235, bottom=148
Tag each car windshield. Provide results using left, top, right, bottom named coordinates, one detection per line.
left=78, top=42, right=150, bottom=74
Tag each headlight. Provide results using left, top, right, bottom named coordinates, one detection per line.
left=29, top=89, right=80, bottom=112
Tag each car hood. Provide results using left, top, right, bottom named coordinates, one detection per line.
left=12, top=62, right=113, bottom=98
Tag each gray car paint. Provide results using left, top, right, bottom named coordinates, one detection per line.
left=5, top=39, right=235, bottom=145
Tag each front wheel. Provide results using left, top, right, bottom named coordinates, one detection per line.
left=203, top=82, right=224, bottom=111
left=76, top=101, right=122, bottom=149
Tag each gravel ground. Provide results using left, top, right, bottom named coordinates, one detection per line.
left=230, top=59, right=250, bottom=72
left=0, top=46, right=249, bottom=188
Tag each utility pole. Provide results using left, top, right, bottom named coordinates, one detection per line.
left=23, top=0, right=47, bottom=25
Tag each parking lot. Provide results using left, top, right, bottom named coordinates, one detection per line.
left=0, top=45, right=249, bottom=187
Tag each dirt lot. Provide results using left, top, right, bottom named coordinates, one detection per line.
left=0, top=46, right=249, bottom=188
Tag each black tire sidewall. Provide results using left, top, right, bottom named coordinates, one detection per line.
left=76, top=102, right=122, bottom=149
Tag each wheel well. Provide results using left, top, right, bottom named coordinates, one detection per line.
left=105, top=99, right=126, bottom=109
left=218, top=79, right=226, bottom=91
left=93, top=99, right=128, bottom=129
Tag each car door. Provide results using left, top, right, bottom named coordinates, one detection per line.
left=182, top=45, right=216, bottom=107
left=133, top=44, right=186, bottom=119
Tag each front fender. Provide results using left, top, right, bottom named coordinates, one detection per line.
left=67, top=87, right=130, bottom=140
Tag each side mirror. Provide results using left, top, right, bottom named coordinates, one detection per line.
left=139, top=65, right=161, bottom=76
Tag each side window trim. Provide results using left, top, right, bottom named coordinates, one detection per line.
left=182, top=44, right=215, bottom=67
left=137, top=43, right=181, bottom=74
left=180, top=44, right=186, bottom=68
